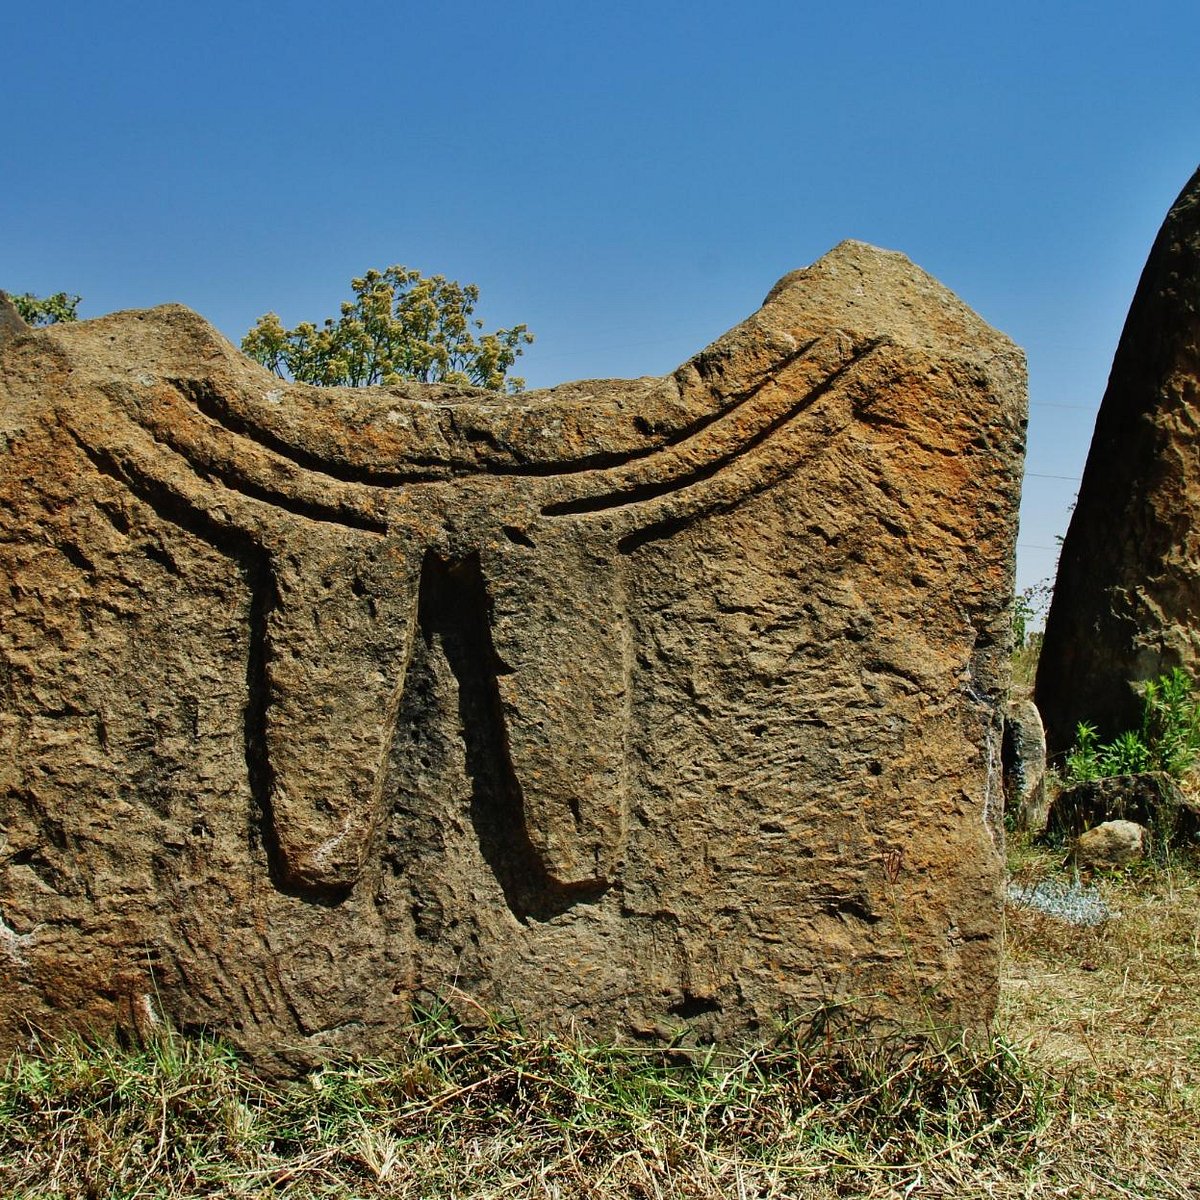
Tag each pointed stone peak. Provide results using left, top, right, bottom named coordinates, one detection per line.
left=761, top=239, right=1015, bottom=360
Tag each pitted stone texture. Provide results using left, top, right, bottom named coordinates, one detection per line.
left=1003, top=698, right=1048, bottom=833
left=1073, top=820, right=1147, bottom=870
left=1037, top=165, right=1200, bottom=753
left=0, top=242, right=1025, bottom=1074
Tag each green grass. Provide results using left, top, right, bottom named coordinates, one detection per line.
left=0, top=1012, right=1052, bottom=1198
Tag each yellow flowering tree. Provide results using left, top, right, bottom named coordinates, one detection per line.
left=242, top=267, right=533, bottom=393
left=10, top=291, right=80, bottom=325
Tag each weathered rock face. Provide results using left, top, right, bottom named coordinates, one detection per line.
left=0, top=242, right=1025, bottom=1074
left=1048, top=771, right=1200, bottom=845
left=1037, top=166, right=1200, bottom=753
left=1003, top=698, right=1048, bottom=833
left=1072, top=820, right=1147, bottom=871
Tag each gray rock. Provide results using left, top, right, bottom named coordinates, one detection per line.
left=0, top=242, right=1026, bottom=1074
left=1005, top=877, right=1120, bottom=926
left=1073, top=820, right=1147, bottom=870
left=1003, top=698, right=1048, bottom=832
left=1037, top=165, right=1200, bottom=753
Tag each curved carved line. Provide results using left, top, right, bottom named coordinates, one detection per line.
left=170, top=341, right=821, bottom=486
left=617, top=343, right=892, bottom=551
left=65, top=399, right=387, bottom=537
left=543, top=338, right=886, bottom=520
left=178, top=379, right=452, bottom=485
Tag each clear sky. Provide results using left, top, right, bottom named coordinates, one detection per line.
left=4, top=1, right=1198, bottom=602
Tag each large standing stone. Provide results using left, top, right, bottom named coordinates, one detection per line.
left=1037, top=166, right=1200, bottom=753
left=0, top=242, right=1025, bottom=1075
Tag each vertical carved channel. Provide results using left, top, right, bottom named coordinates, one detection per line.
left=242, top=546, right=289, bottom=893
left=259, top=533, right=419, bottom=899
left=415, top=550, right=607, bottom=921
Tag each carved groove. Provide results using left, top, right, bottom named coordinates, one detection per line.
left=177, top=345, right=821, bottom=485
left=543, top=340, right=882, bottom=518
left=179, top=379, right=442, bottom=485
left=69, top=417, right=386, bottom=535
left=414, top=550, right=606, bottom=921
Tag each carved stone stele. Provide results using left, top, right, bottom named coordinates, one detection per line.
left=0, top=242, right=1025, bottom=1075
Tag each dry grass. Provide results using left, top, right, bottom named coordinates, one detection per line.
left=0, top=1018, right=1050, bottom=1198
left=1001, top=843, right=1200, bottom=1197
left=1010, top=631, right=1043, bottom=697
left=1, top=847, right=1197, bottom=1198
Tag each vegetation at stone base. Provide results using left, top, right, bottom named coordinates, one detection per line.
left=1010, top=578, right=1052, bottom=695
left=1001, top=840, right=1200, bottom=1193
left=242, top=266, right=534, bottom=393
left=8, top=291, right=80, bottom=326
left=0, top=1016, right=1052, bottom=1199
left=6, top=851, right=1200, bottom=1200
left=1065, top=666, right=1200, bottom=785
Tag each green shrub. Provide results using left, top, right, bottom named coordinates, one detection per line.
left=1140, top=668, right=1200, bottom=775
left=1065, top=722, right=1104, bottom=783
left=1101, top=728, right=1153, bottom=776
left=1065, top=668, right=1200, bottom=784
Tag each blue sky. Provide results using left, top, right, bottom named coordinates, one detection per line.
left=4, top=1, right=1198, bottom=600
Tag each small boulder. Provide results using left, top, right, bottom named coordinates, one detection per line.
left=1048, top=771, right=1199, bottom=844
left=1073, top=820, right=1147, bottom=870
left=1003, top=698, right=1048, bottom=832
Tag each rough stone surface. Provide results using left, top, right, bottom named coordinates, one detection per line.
left=1037, top=165, right=1200, bottom=754
left=0, top=293, right=27, bottom=338
left=0, top=242, right=1025, bottom=1075
left=1048, top=771, right=1200, bottom=844
left=1072, top=820, right=1147, bottom=870
left=1002, top=697, right=1048, bottom=832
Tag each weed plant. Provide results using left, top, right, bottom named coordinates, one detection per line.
left=1065, top=667, right=1200, bottom=784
